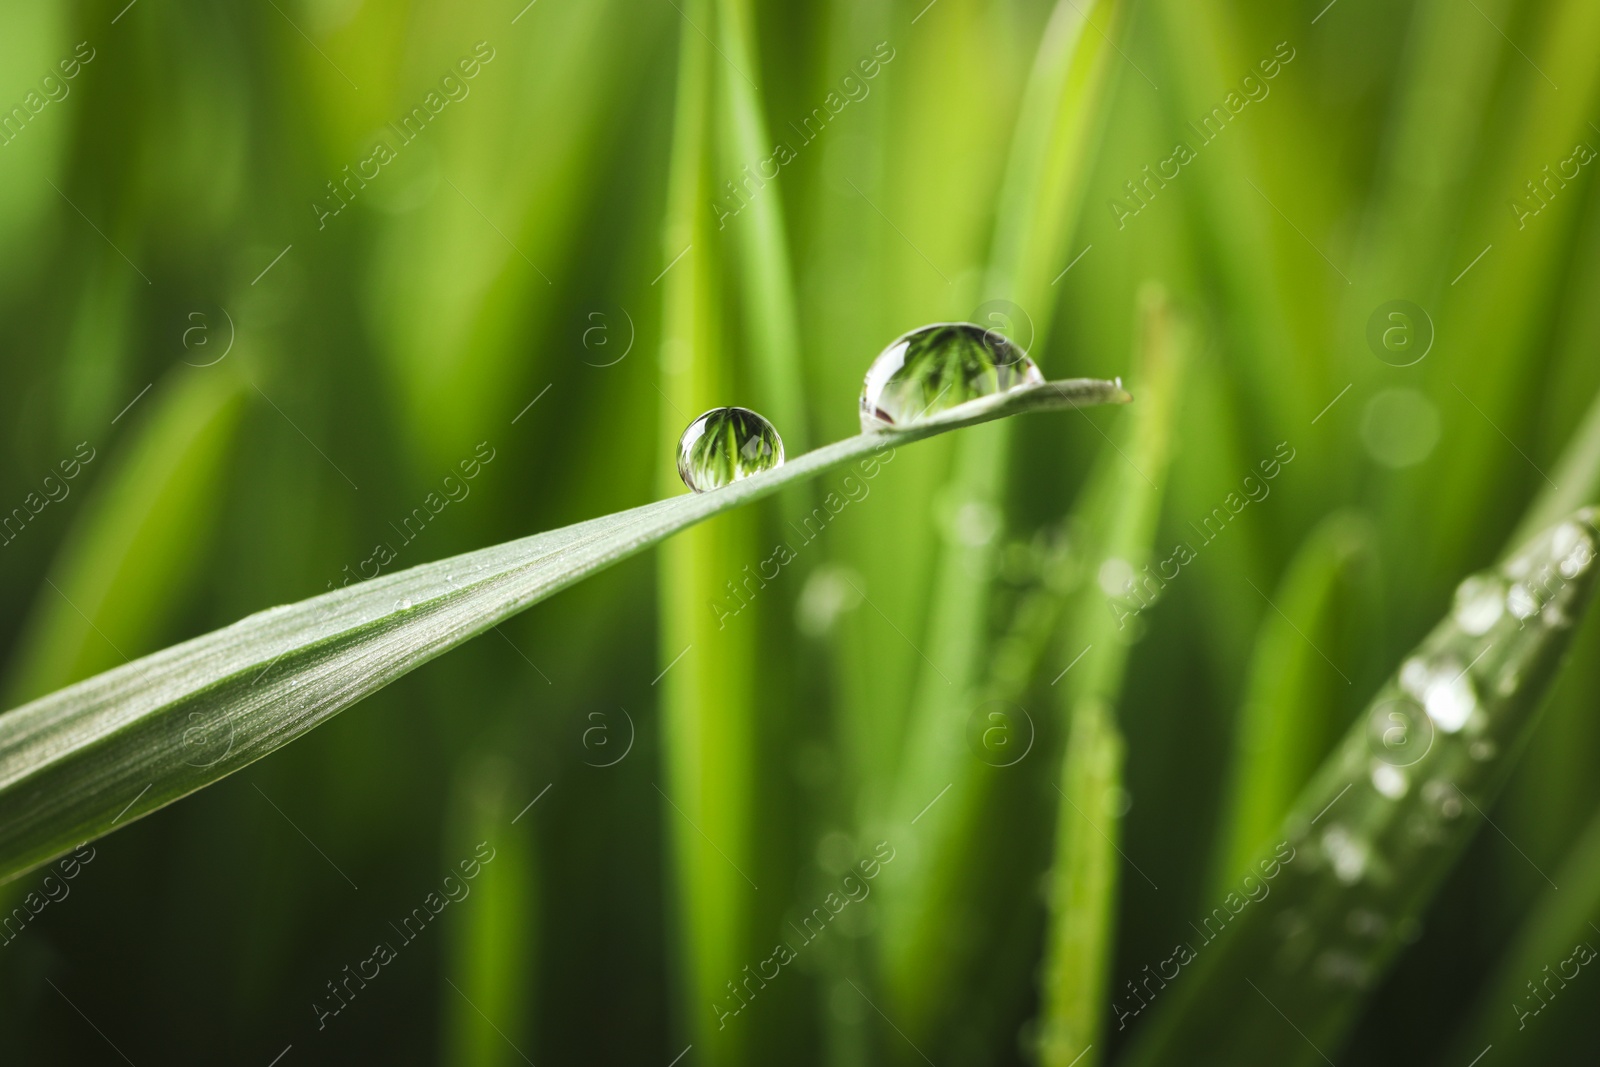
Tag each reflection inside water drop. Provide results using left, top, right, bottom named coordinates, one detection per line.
left=676, top=406, right=785, bottom=493
left=859, top=322, right=1043, bottom=432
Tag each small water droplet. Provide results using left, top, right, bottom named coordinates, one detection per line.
left=1315, top=949, right=1371, bottom=989
left=1098, top=557, right=1136, bottom=597
left=1321, top=825, right=1368, bottom=885
left=1370, top=761, right=1408, bottom=798
left=1399, top=656, right=1478, bottom=734
left=946, top=499, right=1000, bottom=547
left=1554, top=522, right=1595, bottom=578
left=1422, top=779, right=1462, bottom=819
left=394, top=598, right=412, bottom=610
left=676, top=406, right=785, bottom=492
left=1346, top=909, right=1388, bottom=939
left=1453, top=575, right=1505, bottom=635
left=859, top=322, right=1043, bottom=431
left=1506, top=583, right=1538, bottom=620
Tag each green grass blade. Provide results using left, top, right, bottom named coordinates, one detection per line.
left=1038, top=287, right=1189, bottom=1067
left=1210, top=512, right=1377, bottom=896
left=713, top=0, right=808, bottom=451
left=1510, top=385, right=1600, bottom=552
left=1449, top=797, right=1600, bottom=1063
left=0, top=376, right=1126, bottom=888
left=1121, top=509, right=1600, bottom=1067
left=654, top=4, right=759, bottom=1060
left=5, top=363, right=248, bottom=704
left=442, top=756, right=535, bottom=1067
left=877, top=0, right=1128, bottom=1035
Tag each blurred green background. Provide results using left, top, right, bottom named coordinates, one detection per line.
left=3, top=0, right=1599, bottom=1063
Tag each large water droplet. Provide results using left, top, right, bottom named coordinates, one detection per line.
left=859, top=322, right=1043, bottom=431
left=1400, top=656, right=1479, bottom=734
left=1506, top=583, right=1538, bottom=620
left=676, top=406, right=785, bottom=493
left=1453, top=575, right=1504, bottom=635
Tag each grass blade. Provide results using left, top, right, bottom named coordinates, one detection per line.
left=654, top=3, right=763, bottom=1059
left=1449, top=798, right=1600, bottom=1063
left=877, top=0, right=1129, bottom=1037
left=0, top=377, right=1124, bottom=889
left=0, top=377, right=1125, bottom=892
left=5, top=365, right=248, bottom=704
left=712, top=0, right=808, bottom=451
left=1038, top=287, right=1189, bottom=1067
left=1121, top=509, right=1600, bottom=1067
left=442, top=756, right=536, bottom=1067
left=1210, top=512, right=1377, bottom=896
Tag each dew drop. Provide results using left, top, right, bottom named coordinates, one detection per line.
left=1469, top=739, right=1497, bottom=762
left=394, top=598, right=412, bottom=611
left=676, top=406, right=785, bottom=493
left=859, top=322, right=1043, bottom=431
left=1346, top=909, right=1388, bottom=939
left=1321, top=825, right=1368, bottom=885
left=1453, top=575, right=1504, bottom=635
left=1506, top=583, right=1538, bottom=620
left=1555, top=522, right=1595, bottom=578
left=1399, top=656, right=1479, bottom=734
left=1422, top=779, right=1463, bottom=819
left=1098, top=557, right=1136, bottom=598
left=1369, top=761, right=1408, bottom=799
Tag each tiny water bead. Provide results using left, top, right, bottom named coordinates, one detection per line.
left=1400, top=655, right=1479, bottom=734
left=859, top=322, right=1044, bottom=432
left=676, top=406, right=785, bottom=493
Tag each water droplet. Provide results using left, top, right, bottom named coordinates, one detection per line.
left=1321, top=825, right=1368, bottom=884
left=1370, top=761, right=1408, bottom=799
left=1359, top=387, right=1441, bottom=469
left=394, top=598, right=412, bottom=611
left=1314, top=950, right=1372, bottom=989
left=1506, top=583, right=1538, bottom=620
left=1098, top=557, right=1135, bottom=597
left=1106, top=786, right=1133, bottom=817
left=859, top=322, right=1043, bottom=431
left=944, top=498, right=1000, bottom=547
left=1453, top=575, right=1505, bottom=635
left=1399, top=656, right=1478, bottom=734
left=1422, top=779, right=1462, bottom=819
left=796, top=565, right=863, bottom=637
left=1346, top=909, right=1388, bottom=939
left=1553, top=521, right=1596, bottom=578
left=676, top=406, right=785, bottom=492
